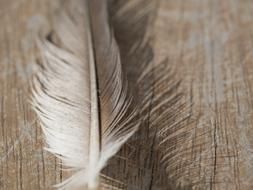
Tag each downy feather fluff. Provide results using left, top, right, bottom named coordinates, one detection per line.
left=31, top=0, right=138, bottom=189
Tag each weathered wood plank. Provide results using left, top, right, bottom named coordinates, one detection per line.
left=0, top=1, right=61, bottom=189
left=1, top=0, right=253, bottom=189
left=153, top=0, right=253, bottom=189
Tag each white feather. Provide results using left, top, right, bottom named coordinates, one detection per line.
left=31, top=0, right=139, bottom=189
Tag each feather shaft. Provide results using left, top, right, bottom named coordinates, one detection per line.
left=86, top=8, right=100, bottom=188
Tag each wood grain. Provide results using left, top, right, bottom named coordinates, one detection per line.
left=153, top=0, right=253, bottom=189
left=1, top=0, right=253, bottom=189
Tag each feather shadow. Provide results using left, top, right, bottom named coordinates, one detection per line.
left=106, top=1, right=197, bottom=190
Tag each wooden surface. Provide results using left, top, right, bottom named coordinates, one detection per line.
left=1, top=0, right=253, bottom=189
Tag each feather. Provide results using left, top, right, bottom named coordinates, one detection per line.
left=31, top=0, right=139, bottom=189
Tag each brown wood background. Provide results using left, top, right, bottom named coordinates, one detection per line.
left=1, top=0, right=253, bottom=189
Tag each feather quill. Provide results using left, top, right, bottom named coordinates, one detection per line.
left=31, top=0, right=138, bottom=189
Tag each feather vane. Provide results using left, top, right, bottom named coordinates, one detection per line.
left=31, top=0, right=138, bottom=189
